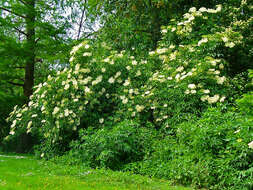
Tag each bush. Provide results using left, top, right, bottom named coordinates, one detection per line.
left=131, top=107, right=253, bottom=189
left=69, top=120, right=156, bottom=170
left=0, top=94, right=28, bottom=152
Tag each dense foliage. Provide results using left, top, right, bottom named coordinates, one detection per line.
left=1, top=0, right=253, bottom=189
left=130, top=107, right=253, bottom=189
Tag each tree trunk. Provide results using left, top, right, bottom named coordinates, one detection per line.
left=150, top=4, right=161, bottom=49
left=23, top=0, right=35, bottom=100
left=17, top=0, right=36, bottom=153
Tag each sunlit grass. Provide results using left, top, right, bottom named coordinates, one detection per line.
left=0, top=153, right=192, bottom=190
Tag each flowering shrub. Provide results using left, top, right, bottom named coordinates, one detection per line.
left=3, top=1, right=252, bottom=189
left=5, top=1, right=252, bottom=160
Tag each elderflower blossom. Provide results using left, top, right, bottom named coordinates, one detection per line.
left=64, top=109, right=69, bottom=117
left=101, top=68, right=106, bottom=73
left=216, top=4, right=222, bottom=12
left=185, top=89, right=190, bottom=94
left=11, top=120, right=17, bottom=128
left=123, top=79, right=130, bottom=86
left=188, top=84, right=196, bottom=89
left=175, top=74, right=180, bottom=81
left=110, top=60, right=114, bottom=65
left=92, top=75, right=103, bottom=86
left=103, top=57, right=110, bottom=62
left=122, top=98, right=128, bottom=104
left=169, top=44, right=175, bottom=49
left=203, top=89, right=210, bottom=94
left=191, top=90, right=197, bottom=94
left=199, top=7, right=207, bottom=12
left=27, top=121, right=32, bottom=128
left=83, top=52, right=92, bottom=57
left=136, top=70, right=141, bottom=77
left=31, top=114, right=37, bottom=118
left=180, top=75, right=187, bottom=80
left=207, top=95, right=220, bottom=104
left=53, top=107, right=60, bottom=115
left=99, top=118, right=104, bottom=124
left=161, top=29, right=167, bottom=33
left=69, top=56, right=74, bottom=62
left=64, top=84, right=70, bottom=90
left=198, top=38, right=208, bottom=46
left=248, top=141, right=253, bottom=149
left=220, top=96, right=226, bottom=102
left=201, top=95, right=209, bottom=102
left=171, top=27, right=176, bottom=32
left=132, top=60, right=138, bottom=65
left=28, top=101, right=33, bottom=107
left=216, top=76, right=226, bottom=84
left=75, top=64, right=80, bottom=71
left=157, top=48, right=168, bottom=54
left=214, top=70, right=221, bottom=75
left=108, top=77, right=115, bottom=84
left=176, top=66, right=184, bottom=72
left=170, top=52, right=177, bottom=60
left=149, top=51, right=155, bottom=56
left=225, top=42, right=235, bottom=48
left=136, top=105, right=145, bottom=112
left=84, top=86, right=91, bottom=93
left=189, top=7, right=196, bottom=13
left=219, top=64, right=224, bottom=70
left=115, top=72, right=121, bottom=78
left=222, top=37, right=229, bottom=42
left=80, top=68, right=90, bottom=73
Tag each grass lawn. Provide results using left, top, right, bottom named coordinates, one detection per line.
left=0, top=153, right=192, bottom=190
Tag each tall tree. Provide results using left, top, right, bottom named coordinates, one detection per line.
left=0, top=0, right=89, bottom=100
left=0, top=0, right=91, bottom=152
left=88, top=0, right=223, bottom=50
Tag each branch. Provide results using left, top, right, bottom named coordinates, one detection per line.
left=13, top=26, right=27, bottom=36
left=84, top=32, right=97, bottom=38
left=77, top=7, right=86, bottom=39
left=0, top=6, right=26, bottom=19
left=9, top=77, right=25, bottom=81
left=7, top=81, right=24, bottom=87
left=16, top=0, right=28, bottom=6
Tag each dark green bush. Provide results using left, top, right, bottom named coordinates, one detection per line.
left=69, top=120, right=156, bottom=170
left=129, top=107, right=253, bottom=189
left=0, top=94, right=28, bottom=152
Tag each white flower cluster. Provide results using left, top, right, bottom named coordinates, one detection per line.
left=248, top=141, right=253, bottom=149
left=69, top=41, right=91, bottom=62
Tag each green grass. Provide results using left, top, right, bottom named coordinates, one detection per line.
left=0, top=153, right=192, bottom=190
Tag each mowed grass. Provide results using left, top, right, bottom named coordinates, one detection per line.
left=0, top=154, right=192, bottom=190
